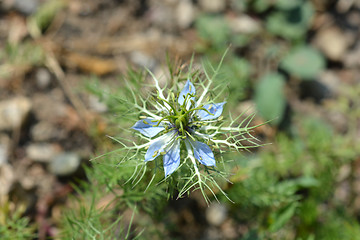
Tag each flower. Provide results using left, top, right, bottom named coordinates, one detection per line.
left=132, top=79, right=226, bottom=176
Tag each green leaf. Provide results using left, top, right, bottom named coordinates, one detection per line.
left=253, top=0, right=272, bottom=12
left=195, top=15, right=231, bottom=47
left=255, top=73, right=286, bottom=125
left=281, top=46, right=325, bottom=79
left=275, top=0, right=302, bottom=9
left=269, top=202, right=299, bottom=232
left=266, top=1, right=314, bottom=40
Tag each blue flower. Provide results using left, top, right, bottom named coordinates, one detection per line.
left=132, top=79, right=225, bottom=176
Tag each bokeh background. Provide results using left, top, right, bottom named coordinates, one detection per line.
left=1, top=0, right=360, bottom=239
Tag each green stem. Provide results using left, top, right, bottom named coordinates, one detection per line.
left=153, top=116, right=176, bottom=127
left=186, top=107, right=214, bottom=116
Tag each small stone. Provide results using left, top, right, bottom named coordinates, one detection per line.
left=199, top=0, right=226, bottom=13
left=150, top=4, right=176, bottom=31
left=0, top=97, right=31, bottom=130
left=221, top=219, right=237, bottom=239
left=30, top=121, right=66, bottom=141
left=36, top=68, right=52, bottom=90
left=229, top=15, right=261, bottom=34
left=0, top=145, right=7, bottom=166
left=32, top=92, right=67, bottom=123
left=88, top=95, right=108, bottom=113
left=26, top=143, right=61, bottom=163
left=334, top=181, right=350, bottom=203
left=21, top=163, right=45, bottom=190
left=336, top=0, right=354, bottom=13
left=176, top=0, right=196, bottom=29
left=0, top=134, right=10, bottom=166
left=337, top=164, right=351, bottom=182
left=313, top=27, right=351, bottom=61
left=130, top=51, right=156, bottom=69
left=206, top=203, right=228, bottom=226
left=344, top=43, right=360, bottom=68
left=0, top=164, right=15, bottom=196
left=13, top=0, right=39, bottom=15
left=49, top=152, right=81, bottom=176
left=318, top=71, right=340, bottom=96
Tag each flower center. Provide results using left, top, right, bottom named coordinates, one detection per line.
left=174, top=110, right=189, bottom=134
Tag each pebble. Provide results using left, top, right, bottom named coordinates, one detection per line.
left=49, top=152, right=81, bottom=176
left=0, top=97, right=31, bottom=130
left=32, top=92, right=67, bottom=123
left=130, top=51, right=157, bottom=69
left=87, top=95, right=108, bottom=113
left=206, top=203, right=228, bottom=226
left=13, top=0, right=39, bottom=15
left=343, top=43, right=360, bottom=68
left=337, top=164, right=351, bottom=182
left=318, top=70, right=340, bottom=96
left=199, top=0, right=226, bottom=13
left=176, top=0, right=196, bottom=29
left=229, top=15, right=261, bottom=34
left=30, top=121, right=66, bottom=141
left=150, top=4, right=176, bottom=31
left=26, top=143, right=61, bottom=163
left=0, top=134, right=10, bottom=166
left=313, top=27, right=351, bottom=61
left=0, top=164, right=15, bottom=196
left=36, top=68, right=52, bottom=90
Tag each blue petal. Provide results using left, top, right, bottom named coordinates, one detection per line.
left=131, top=118, right=165, bottom=138
left=144, top=131, right=175, bottom=162
left=163, top=139, right=180, bottom=176
left=192, top=141, right=216, bottom=166
left=197, top=102, right=226, bottom=120
left=178, top=79, right=195, bottom=109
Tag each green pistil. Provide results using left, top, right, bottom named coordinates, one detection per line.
left=148, top=90, right=216, bottom=141
left=152, top=115, right=176, bottom=127
left=181, top=92, right=195, bottom=108
left=157, top=95, right=177, bottom=114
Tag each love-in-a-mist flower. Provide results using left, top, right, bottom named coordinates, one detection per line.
left=104, top=55, right=263, bottom=202
left=132, top=79, right=226, bottom=177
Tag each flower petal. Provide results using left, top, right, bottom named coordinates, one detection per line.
left=163, top=139, right=180, bottom=176
left=192, top=141, right=216, bottom=166
left=131, top=118, right=165, bottom=138
left=178, top=79, right=195, bottom=110
left=145, top=131, right=176, bottom=162
left=197, top=102, right=226, bottom=120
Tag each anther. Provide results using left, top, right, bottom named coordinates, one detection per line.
left=152, top=150, right=159, bottom=158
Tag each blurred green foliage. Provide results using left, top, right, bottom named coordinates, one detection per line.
left=0, top=197, right=36, bottom=239
left=224, top=115, right=360, bottom=239
left=266, top=0, right=314, bottom=40
left=255, top=73, right=286, bottom=125
left=280, top=46, right=325, bottom=79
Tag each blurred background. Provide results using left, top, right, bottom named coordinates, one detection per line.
left=0, top=0, right=360, bottom=239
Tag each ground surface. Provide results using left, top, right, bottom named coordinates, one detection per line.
left=1, top=0, right=360, bottom=239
